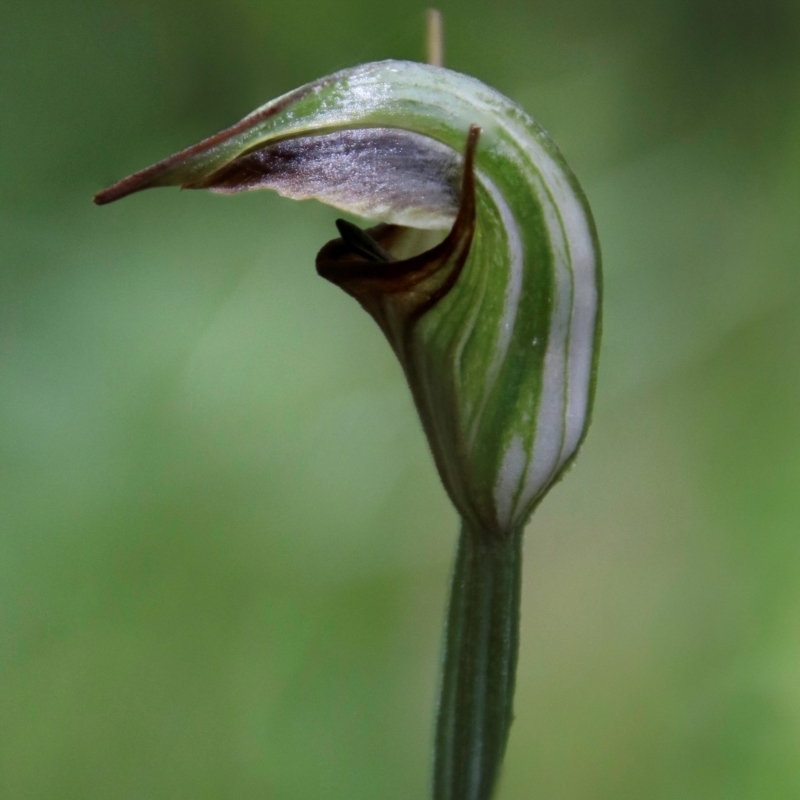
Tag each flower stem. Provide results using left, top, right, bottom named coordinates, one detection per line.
left=433, top=520, right=523, bottom=800
left=426, top=9, right=444, bottom=67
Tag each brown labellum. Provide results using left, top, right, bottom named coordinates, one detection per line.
left=315, top=124, right=480, bottom=363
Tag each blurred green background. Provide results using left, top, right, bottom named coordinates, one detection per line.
left=2, top=0, right=800, bottom=797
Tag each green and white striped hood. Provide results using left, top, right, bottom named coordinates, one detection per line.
left=96, top=60, right=602, bottom=537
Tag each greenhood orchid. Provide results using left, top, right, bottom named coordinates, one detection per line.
left=96, top=57, right=601, bottom=800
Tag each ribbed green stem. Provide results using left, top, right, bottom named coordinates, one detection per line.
left=433, top=520, right=523, bottom=800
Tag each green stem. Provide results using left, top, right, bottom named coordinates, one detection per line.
left=433, top=520, right=523, bottom=800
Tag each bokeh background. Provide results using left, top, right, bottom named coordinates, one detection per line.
left=3, top=0, right=800, bottom=797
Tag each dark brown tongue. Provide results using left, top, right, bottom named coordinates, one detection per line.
left=334, top=219, right=394, bottom=263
